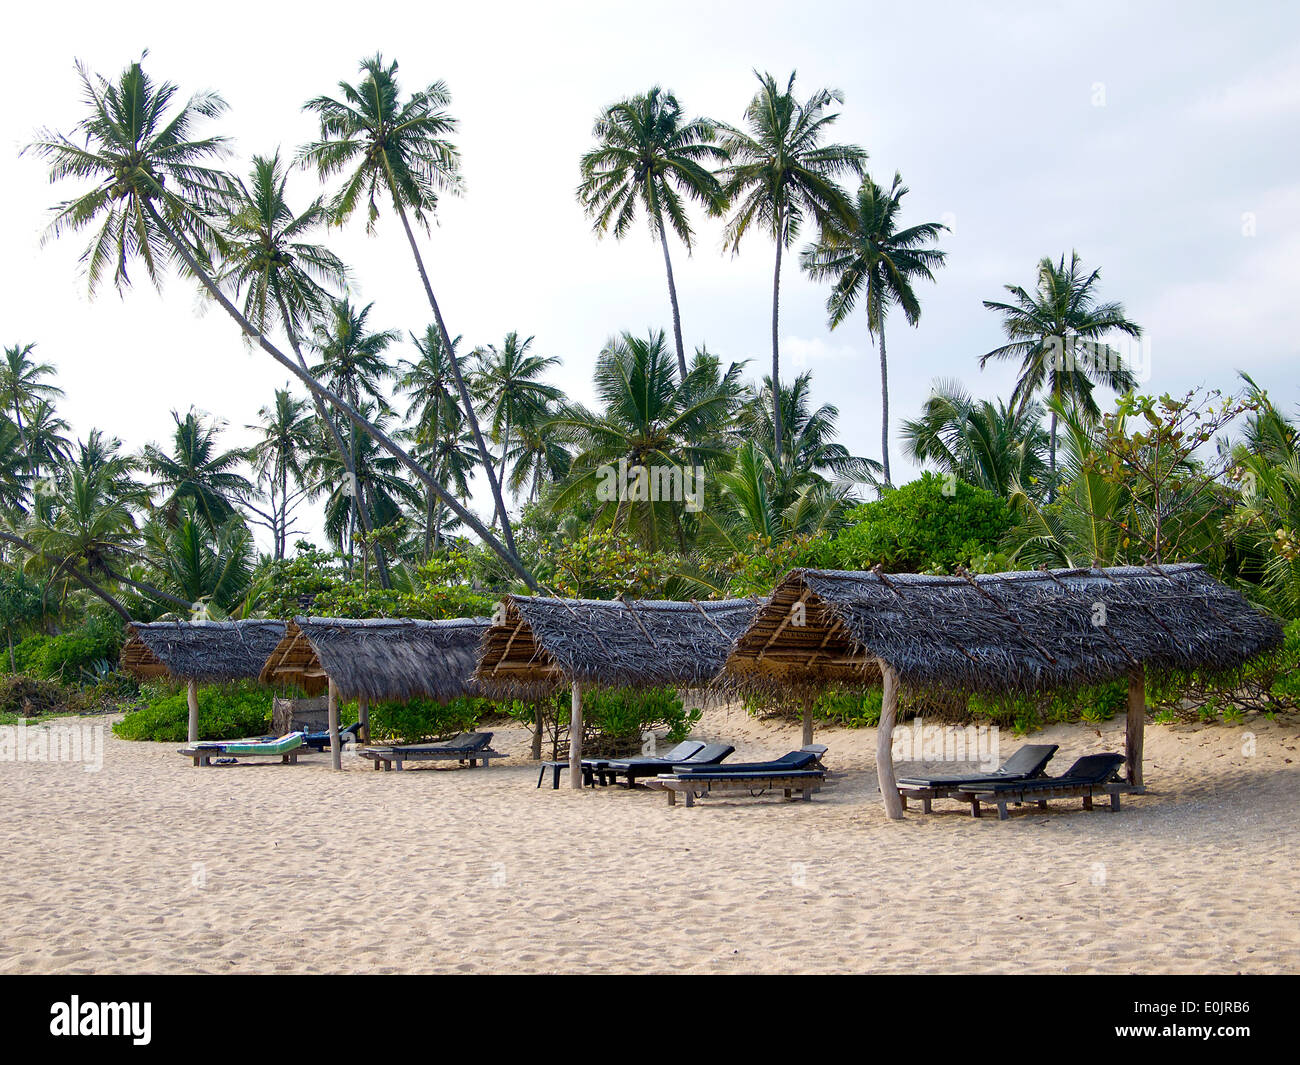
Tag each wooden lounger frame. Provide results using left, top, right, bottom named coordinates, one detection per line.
left=180, top=747, right=299, bottom=767
left=647, top=772, right=824, bottom=807
left=963, top=781, right=1140, bottom=821
left=360, top=746, right=502, bottom=771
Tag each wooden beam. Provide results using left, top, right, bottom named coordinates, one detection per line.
left=757, top=589, right=811, bottom=659
left=569, top=682, right=584, bottom=790
left=328, top=677, right=341, bottom=772
left=358, top=695, right=370, bottom=745
left=801, top=692, right=815, bottom=747
left=491, top=617, right=526, bottom=675
left=878, top=663, right=904, bottom=820
left=1126, top=666, right=1145, bottom=787
left=186, top=678, right=199, bottom=744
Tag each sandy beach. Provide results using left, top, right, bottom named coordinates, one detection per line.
left=2, top=706, right=1298, bottom=975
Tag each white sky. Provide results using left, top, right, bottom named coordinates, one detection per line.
left=2, top=0, right=1297, bottom=550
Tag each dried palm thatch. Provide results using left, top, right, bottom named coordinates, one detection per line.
left=722, top=564, right=1284, bottom=700
left=475, top=596, right=761, bottom=698
left=121, top=620, right=288, bottom=684
left=258, top=616, right=489, bottom=702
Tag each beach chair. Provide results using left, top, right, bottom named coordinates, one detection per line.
left=963, top=753, right=1128, bottom=820
left=360, top=732, right=501, bottom=771
left=179, top=732, right=305, bottom=767
left=300, top=721, right=362, bottom=752
left=596, top=742, right=735, bottom=788
left=536, top=740, right=705, bottom=790
left=895, top=743, right=1059, bottom=813
left=649, top=747, right=829, bottom=807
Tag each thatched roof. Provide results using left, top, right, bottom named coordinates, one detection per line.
left=121, top=620, right=287, bottom=683
left=722, top=564, right=1284, bottom=697
left=258, top=616, right=489, bottom=702
left=475, top=596, right=761, bottom=697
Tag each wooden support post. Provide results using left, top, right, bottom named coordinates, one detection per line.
left=569, top=683, right=584, bottom=790
left=358, top=695, right=370, bottom=745
left=328, top=677, right=341, bottom=772
left=878, top=664, right=904, bottom=820
left=186, top=678, right=199, bottom=744
left=801, top=693, right=815, bottom=747
left=531, top=703, right=543, bottom=761
left=1126, top=665, right=1145, bottom=787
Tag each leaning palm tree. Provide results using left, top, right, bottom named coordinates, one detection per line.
left=900, top=379, right=1048, bottom=500
left=300, top=54, right=518, bottom=555
left=717, top=71, right=866, bottom=454
left=577, top=87, right=726, bottom=378
left=1, top=343, right=65, bottom=478
left=25, top=57, right=534, bottom=587
left=472, top=333, right=564, bottom=507
left=800, top=172, right=946, bottom=485
left=981, top=252, right=1142, bottom=499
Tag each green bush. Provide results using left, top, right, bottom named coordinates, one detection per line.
left=363, top=695, right=485, bottom=743
left=13, top=615, right=124, bottom=682
left=808, top=472, right=1013, bottom=573
left=112, top=681, right=272, bottom=742
left=811, top=688, right=883, bottom=728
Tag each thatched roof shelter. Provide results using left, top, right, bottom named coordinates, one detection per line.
left=121, top=620, right=287, bottom=684
left=475, top=596, right=761, bottom=698
left=259, top=616, right=489, bottom=703
left=722, top=563, right=1284, bottom=818
left=723, top=564, right=1282, bottom=696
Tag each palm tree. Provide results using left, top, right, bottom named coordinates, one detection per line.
left=142, top=409, right=253, bottom=530
left=981, top=252, right=1142, bottom=499
left=503, top=409, right=572, bottom=505
left=247, top=389, right=316, bottom=558
left=22, top=400, right=72, bottom=483
left=900, top=379, right=1048, bottom=499
left=577, top=87, right=726, bottom=377
left=0, top=343, right=65, bottom=478
left=550, top=332, right=744, bottom=549
left=717, top=71, right=866, bottom=454
left=300, top=54, right=519, bottom=558
left=472, top=333, right=564, bottom=508
left=800, top=172, right=946, bottom=485
left=26, top=57, right=533, bottom=587
left=143, top=504, right=254, bottom=617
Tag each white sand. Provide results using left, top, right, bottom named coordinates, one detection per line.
left=1, top=705, right=1297, bottom=974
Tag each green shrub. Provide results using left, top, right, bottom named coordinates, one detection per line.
left=811, top=688, right=882, bottom=728
left=13, top=615, right=124, bottom=682
left=112, top=681, right=272, bottom=742
left=363, top=696, right=485, bottom=743
left=808, top=473, right=1013, bottom=573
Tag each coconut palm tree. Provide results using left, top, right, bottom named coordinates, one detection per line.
left=900, top=379, right=1048, bottom=499
left=472, top=333, right=564, bottom=508
left=981, top=252, right=1142, bottom=499
left=142, top=503, right=254, bottom=617
left=22, top=400, right=72, bottom=484
left=549, top=332, right=744, bottom=549
left=577, top=87, right=726, bottom=378
left=300, top=54, right=518, bottom=557
left=26, top=57, right=534, bottom=587
left=142, top=410, right=253, bottom=531
left=717, top=71, right=866, bottom=455
left=1, top=343, right=65, bottom=479
left=800, top=172, right=946, bottom=485
left=247, top=389, right=316, bottom=558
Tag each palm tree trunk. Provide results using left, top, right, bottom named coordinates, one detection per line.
left=878, top=327, right=892, bottom=486
left=497, top=410, right=512, bottom=510
left=1048, top=408, right=1059, bottom=505
left=0, top=531, right=132, bottom=621
left=389, top=196, right=518, bottom=558
left=144, top=200, right=537, bottom=589
left=657, top=221, right=688, bottom=379
left=771, top=230, right=785, bottom=457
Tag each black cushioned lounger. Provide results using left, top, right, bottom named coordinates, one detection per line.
left=598, top=742, right=735, bottom=787
left=537, top=740, right=707, bottom=789
left=671, top=744, right=828, bottom=774
left=895, top=743, right=1059, bottom=814
left=965, top=753, right=1128, bottom=820
left=361, top=731, right=501, bottom=770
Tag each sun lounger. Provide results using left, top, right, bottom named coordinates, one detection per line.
left=596, top=742, right=735, bottom=788
left=361, top=732, right=500, bottom=771
left=648, top=748, right=829, bottom=807
left=536, top=740, right=706, bottom=789
left=301, top=721, right=362, bottom=752
left=896, top=743, right=1059, bottom=813
left=963, top=753, right=1128, bottom=820
left=179, top=732, right=304, bottom=767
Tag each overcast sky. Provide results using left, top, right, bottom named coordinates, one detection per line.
left=2, top=0, right=1297, bottom=550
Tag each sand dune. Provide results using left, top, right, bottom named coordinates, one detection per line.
left=1, top=705, right=1297, bottom=974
